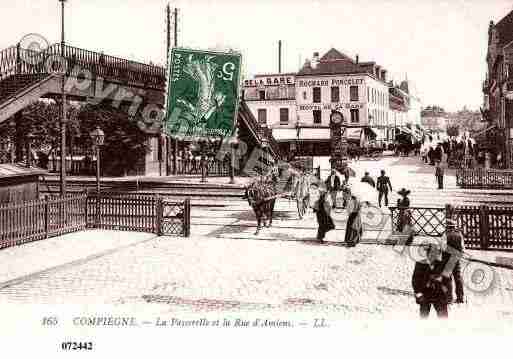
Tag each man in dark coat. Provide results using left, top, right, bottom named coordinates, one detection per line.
left=376, top=169, right=393, bottom=207
left=441, top=218, right=465, bottom=304
left=428, top=147, right=435, bottom=165
left=325, top=169, right=341, bottom=209
left=435, top=161, right=444, bottom=189
left=361, top=171, right=375, bottom=187
left=412, top=240, right=453, bottom=318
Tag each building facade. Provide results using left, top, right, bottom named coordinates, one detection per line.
left=482, top=10, right=513, bottom=168
left=242, top=48, right=421, bottom=156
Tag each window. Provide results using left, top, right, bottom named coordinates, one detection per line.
left=350, top=109, right=359, bottom=123
left=350, top=86, right=359, bottom=101
left=367, top=87, right=369, bottom=102
left=280, top=108, right=289, bottom=125
left=331, top=86, right=340, bottom=103
left=313, top=110, right=322, bottom=124
left=259, top=90, right=265, bottom=100
left=151, top=137, right=159, bottom=161
left=313, top=87, right=321, bottom=103
left=303, top=91, right=307, bottom=100
left=257, top=109, right=267, bottom=124
left=372, top=89, right=375, bottom=103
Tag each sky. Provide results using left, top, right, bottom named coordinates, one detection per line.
left=1, top=0, right=512, bottom=112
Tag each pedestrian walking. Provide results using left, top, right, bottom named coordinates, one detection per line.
left=441, top=218, right=465, bottom=304
left=412, top=240, right=452, bottom=319
left=311, top=183, right=335, bottom=241
left=344, top=192, right=362, bottom=247
left=435, top=161, right=444, bottom=189
left=325, top=169, right=341, bottom=209
left=397, top=188, right=414, bottom=245
left=428, top=147, right=435, bottom=165
left=342, top=165, right=352, bottom=183
left=361, top=171, right=375, bottom=188
left=376, top=169, right=393, bottom=207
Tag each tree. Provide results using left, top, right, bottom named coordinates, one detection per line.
left=77, top=103, right=150, bottom=176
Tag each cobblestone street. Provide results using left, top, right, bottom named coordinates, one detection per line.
left=1, top=157, right=513, bottom=322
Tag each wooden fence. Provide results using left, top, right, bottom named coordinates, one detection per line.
left=0, top=192, right=190, bottom=251
left=456, top=168, right=513, bottom=189
left=0, top=193, right=87, bottom=249
left=390, top=204, right=513, bottom=250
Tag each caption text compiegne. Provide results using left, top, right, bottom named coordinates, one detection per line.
left=42, top=316, right=329, bottom=328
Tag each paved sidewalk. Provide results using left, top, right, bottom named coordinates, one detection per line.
left=0, top=230, right=512, bottom=323
left=0, top=230, right=156, bottom=286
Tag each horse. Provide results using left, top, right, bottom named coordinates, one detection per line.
left=245, top=173, right=278, bottom=235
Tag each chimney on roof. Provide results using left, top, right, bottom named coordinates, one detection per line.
left=356, top=54, right=359, bottom=64
left=312, top=52, right=319, bottom=69
left=278, top=40, right=282, bottom=74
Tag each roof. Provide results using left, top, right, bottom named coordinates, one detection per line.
left=297, top=48, right=386, bottom=78
left=496, top=10, right=513, bottom=48
left=0, top=164, right=46, bottom=180
left=320, top=48, right=354, bottom=62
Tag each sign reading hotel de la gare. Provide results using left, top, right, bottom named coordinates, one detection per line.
left=165, top=48, right=242, bottom=138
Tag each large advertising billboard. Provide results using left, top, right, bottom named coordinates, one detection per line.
left=165, top=48, right=242, bottom=138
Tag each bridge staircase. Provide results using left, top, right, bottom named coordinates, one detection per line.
left=0, top=42, right=166, bottom=124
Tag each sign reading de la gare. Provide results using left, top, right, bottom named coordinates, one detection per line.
left=243, top=75, right=294, bottom=87
left=165, top=48, right=242, bottom=138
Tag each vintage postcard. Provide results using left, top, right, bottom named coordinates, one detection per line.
left=1, top=0, right=513, bottom=356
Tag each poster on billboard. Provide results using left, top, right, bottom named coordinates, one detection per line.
left=164, top=48, right=242, bottom=139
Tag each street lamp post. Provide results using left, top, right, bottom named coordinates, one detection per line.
left=59, top=0, right=67, bottom=196
left=90, top=126, right=105, bottom=225
left=330, top=110, right=347, bottom=171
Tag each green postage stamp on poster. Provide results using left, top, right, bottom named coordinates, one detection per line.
left=165, top=48, right=242, bottom=138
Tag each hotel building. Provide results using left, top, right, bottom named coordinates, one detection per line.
left=243, top=48, right=421, bottom=156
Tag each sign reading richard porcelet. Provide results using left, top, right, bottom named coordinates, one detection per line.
left=165, top=48, right=242, bottom=138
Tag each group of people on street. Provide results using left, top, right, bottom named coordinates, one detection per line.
left=311, top=167, right=398, bottom=247
left=311, top=168, right=362, bottom=247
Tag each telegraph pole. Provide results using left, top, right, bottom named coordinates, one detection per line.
left=59, top=0, right=67, bottom=196
left=165, top=3, right=171, bottom=176
left=172, top=7, right=179, bottom=175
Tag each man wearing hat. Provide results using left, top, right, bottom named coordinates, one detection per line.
left=412, top=239, right=453, bottom=318
left=376, top=170, right=393, bottom=207
left=441, top=218, right=466, bottom=304
left=325, top=169, right=341, bottom=209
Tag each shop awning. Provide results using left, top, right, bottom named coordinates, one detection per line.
left=369, top=127, right=385, bottom=140
left=474, top=124, right=496, bottom=138
left=346, top=127, right=362, bottom=140
left=397, top=127, right=413, bottom=135
left=272, top=128, right=330, bottom=141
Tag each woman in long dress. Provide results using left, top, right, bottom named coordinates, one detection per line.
left=311, top=184, right=334, bottom=241
left=345, top=193, right=363, bottom=247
